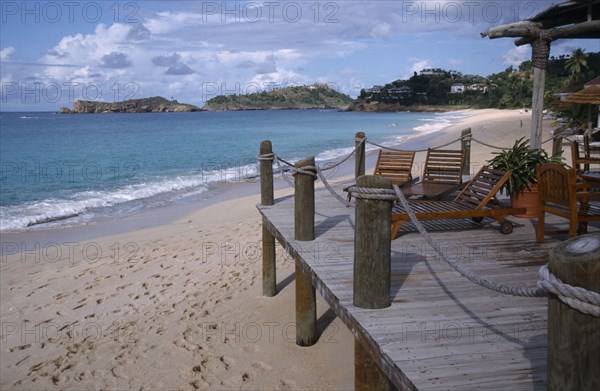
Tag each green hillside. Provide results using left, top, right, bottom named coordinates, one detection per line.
left=203, top=84, right=354, bottom=111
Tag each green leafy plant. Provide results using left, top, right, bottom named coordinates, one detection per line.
left=488, top=137, right=563, bottom=196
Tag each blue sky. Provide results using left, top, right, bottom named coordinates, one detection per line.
left=1, top=1, right=598, bottom=111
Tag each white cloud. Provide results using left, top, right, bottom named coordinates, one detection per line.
left=2, top=1, right=598, bottom=110
left=0, top=47, right=15, bottom=61
left=410, top=60, right=432, bottom=74
left=502, top=45, right=531, bottom=67
left=370, top=23, right=392, bottom=39
left=551, top=41, right=581, bottom=58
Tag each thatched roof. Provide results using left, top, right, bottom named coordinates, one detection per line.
left=564, top=85, right=600, bottom=105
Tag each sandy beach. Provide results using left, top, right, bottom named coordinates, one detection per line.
left=0, top=108, right=560, bottom=390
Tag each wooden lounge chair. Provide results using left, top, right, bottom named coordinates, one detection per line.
left=536, top=163, right=600, bottom=243
left=401, top=148, right=467, bottom=199
left=373, top=149, right=416, bottom=186
left=391, top=166, right=525, bottom=239
left=346, top=150, right=416, bottom=200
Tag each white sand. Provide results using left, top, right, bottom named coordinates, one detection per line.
left=0, top=108, right=559, bottom=390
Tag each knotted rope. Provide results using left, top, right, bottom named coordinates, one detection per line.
left=538, top=264, right=600, bottom=317
left=529, top=26, right=553, bottom=70
left=291, top=165, right=318, bottom=179
left=346, top=186, right=397, bottom=201
left=257, top=152, right=295, bottom=187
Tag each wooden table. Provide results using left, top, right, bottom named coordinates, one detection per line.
left=581, top=170, right=600, bottom=184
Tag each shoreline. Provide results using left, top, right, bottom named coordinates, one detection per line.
left=0, top=108, right=559, bottom=390
left=0, top=109, right=466, bottom=236
left=1, top=108, right=556, bottom=246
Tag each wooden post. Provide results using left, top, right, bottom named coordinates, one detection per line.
left=355, top=131, right=366, bottom=179
left=295, top=261, right=317, bottom=346
left=548, top=234, right=600, bottom=390
left=530, top=67, right=546, bottom=150
left=294, top=156, right=315, bottom=241
left=551, top=129, right=563, bottom=158
left=260, top=141, right=276, bottom=297
left=355, top=340, right=396, bottom=391
left=461, top=128, right=471, bottom=175
left=260, top=140, right=274, bottom=206
left=294, top=156, right=317, bottom=346
left=353, top=175, right=392, bottom=309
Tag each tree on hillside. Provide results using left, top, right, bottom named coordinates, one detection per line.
left=565, top=48, right=589, bottom=83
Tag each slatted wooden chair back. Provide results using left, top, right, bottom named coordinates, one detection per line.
left=373, top=150, right=415, bottom=186
left=422, top=148, right=466, bottom=185
left=454, top=166, right=512, bottom=210
left=536, top=162, right=600, bottom=242
left=537, top=163, right=576, bottom=209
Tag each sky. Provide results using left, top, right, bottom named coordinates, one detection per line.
left=1, top=0, right=598, bottom=111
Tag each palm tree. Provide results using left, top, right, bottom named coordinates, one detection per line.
left=565, top=48, right=589, bottom=82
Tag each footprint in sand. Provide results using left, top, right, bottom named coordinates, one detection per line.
left=219, top=356, right=234, bottom=370
left=8, top=344, right=32, bottom=352
left=251, top=361, right=272, bottom=371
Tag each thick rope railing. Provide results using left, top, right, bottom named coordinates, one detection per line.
left=319, top=137, right=365, bottom=172
left=316, top=166, right=353, bottom=207
left=257, top=152, right=296, bottom=188
left=392, top=184, right=600, bottom=316
left=259, top=127, right=571, bottom=207
left=292, top=165, right=318, bottom=179
left=538, top=264, right=600, bottom=317
left=345, top=186, right=397, bottom=201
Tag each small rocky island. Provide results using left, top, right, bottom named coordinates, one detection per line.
left=203, top=84, right=354, bottom=111
left=60, top=96, right=201, bottom=114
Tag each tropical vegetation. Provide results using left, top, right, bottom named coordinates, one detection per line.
left=351, top=50, right=599, bottom=112
left=487, top=138, right=563, bottom=196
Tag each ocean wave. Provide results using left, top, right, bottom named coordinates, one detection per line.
left=0, top=164, right=263, bottom=231
left=412, top=111, right=469, bottom=135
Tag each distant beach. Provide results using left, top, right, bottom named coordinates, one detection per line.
left=0, top=108, right=559, bottom=389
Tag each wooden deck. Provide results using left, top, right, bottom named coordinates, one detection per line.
left=257, top=181, right=599, bottom=390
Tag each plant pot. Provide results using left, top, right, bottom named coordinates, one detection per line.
left=510, top=185, right=539, bottom=218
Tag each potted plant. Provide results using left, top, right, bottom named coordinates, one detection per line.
left=487, top=137, right=562, bottom=218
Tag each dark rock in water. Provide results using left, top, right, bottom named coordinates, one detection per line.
left=62, top=96, right=202, bottom=114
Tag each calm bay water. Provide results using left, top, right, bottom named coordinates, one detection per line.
left=0, top=110, right=466, bottom=231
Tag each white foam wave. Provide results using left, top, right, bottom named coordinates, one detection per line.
left=412, top=111, right=469, bottom=135
left=1, top=163, right=261, bottom=231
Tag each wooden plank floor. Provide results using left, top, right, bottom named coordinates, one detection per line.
left=257, top=182, right=600, bottom=390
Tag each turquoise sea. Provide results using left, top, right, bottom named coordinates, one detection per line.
left=0, top=110, right=467, bottom=231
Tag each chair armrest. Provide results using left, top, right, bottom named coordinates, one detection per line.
left=576, top=191, right=600, bottom=200
left=575, top=158, right=600, bottom=165
left=398, top=176, right=420, bottom=188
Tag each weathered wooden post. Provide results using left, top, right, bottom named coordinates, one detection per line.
left=354, top=175, right=392, bottom=309
left=294, top=156, right=317, bottom=346
left=548, top=234, right=599, bottom=390
left=461, top=128, right=472, bottom=175
left=355, top=131, right=366, bottom=179
left=355, top=342, right=396, bottom=391
left=353, top=174, right=395, bottom=390
left=551, top=130, right=563, bottom=158
left=260, top=140, right=276, bottom=297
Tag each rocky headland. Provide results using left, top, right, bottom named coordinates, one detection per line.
left=60, top=96, right=201, bottom=114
